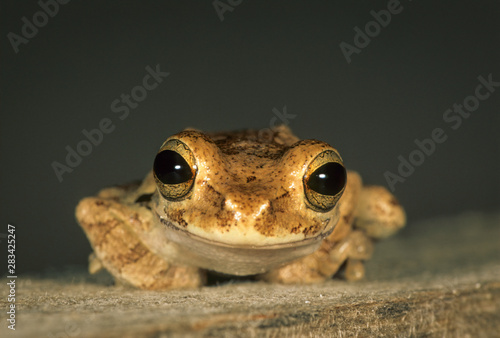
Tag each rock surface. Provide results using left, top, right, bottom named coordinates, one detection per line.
left=1, top=212, right=499, bottom=337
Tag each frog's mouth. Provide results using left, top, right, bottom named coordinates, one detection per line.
left=152, top=211, right=332, bottom=276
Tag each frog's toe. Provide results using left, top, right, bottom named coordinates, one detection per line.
left=88, top=252, right=104, bottom=274
left=355, top=186, right=406, bottom=239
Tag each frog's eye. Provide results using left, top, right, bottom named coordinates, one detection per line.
left=303, top=150, right=346, bottom=212
left=154, top=151, right=192, bottom=184
left=153, top=139, right=197, bottom=200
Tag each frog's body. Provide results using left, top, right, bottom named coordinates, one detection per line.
left=76, top=126, right=405, bottom=290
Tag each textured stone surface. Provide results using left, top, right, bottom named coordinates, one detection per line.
left=1, top=212, right=499, bottom=337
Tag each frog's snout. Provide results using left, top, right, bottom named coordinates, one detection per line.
left=222, top=193, right=271, bottom=221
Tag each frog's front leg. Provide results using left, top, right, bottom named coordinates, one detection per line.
left=76, top=186, right=205, bottom=290
left=261, top=172, right=405, bottom=284
left=261, top=171, right=366, bottom=284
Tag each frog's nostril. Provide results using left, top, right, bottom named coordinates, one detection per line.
left=246, top=175, right=257, bottom=183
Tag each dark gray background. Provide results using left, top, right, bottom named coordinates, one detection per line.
left=1, top=0, right=499, bottom=274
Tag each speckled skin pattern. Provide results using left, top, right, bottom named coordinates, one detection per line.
left=76, top=126, right=406, bottom=290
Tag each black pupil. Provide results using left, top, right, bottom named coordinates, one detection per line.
left=153, top=150, right=193, bottom=184
left=308, top=162, right=346, bottom=196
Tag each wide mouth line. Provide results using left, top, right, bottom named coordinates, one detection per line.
left=155, top=212, right=329, bottom=250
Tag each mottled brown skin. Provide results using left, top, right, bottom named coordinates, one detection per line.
left=76, top=185, right=205, bottom=290
left=76, top=126, right=406, bottom=290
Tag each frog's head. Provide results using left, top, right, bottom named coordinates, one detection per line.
left=152, top=127, right=347, bottom=275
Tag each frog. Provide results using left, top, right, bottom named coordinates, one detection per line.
left=76, top=125, right=406, bottom=290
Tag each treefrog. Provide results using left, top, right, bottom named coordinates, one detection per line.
left=76, top=126, right=405, bottom=290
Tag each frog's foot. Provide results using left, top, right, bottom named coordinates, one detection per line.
left=88, top=252, right=104, bottom=274
left=258, top=252, right=327, bottom=285
left=354, top=186, right=406, bottom=239
left=321, top=230, right=374, bottom=281
left=76, top=194, right=205, bottom=290
left=260, top=230, right=373, bottom=284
